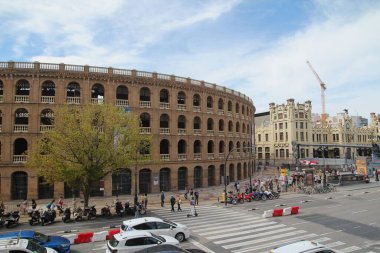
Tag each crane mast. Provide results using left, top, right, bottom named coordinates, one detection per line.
left=307, top=61, right=327, bottom=126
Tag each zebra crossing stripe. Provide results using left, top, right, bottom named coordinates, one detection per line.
left=231, top=233, right=318, bottom=253
left=312, top=237, right=331, bottom=243
left=206, top=224, right=286, bottom=240
left=190, top=217, right=259, bottom=229
left=223, top=230, right=306, bottom=249
left=215, top=227, right=296, bottom=244
left=197, top=221, right=277, bottom=236
left=324, top=241, right=345, bottom=248
left=184, top=216, right=260, bottom=227
left=340, top=246, right=361, bottom=252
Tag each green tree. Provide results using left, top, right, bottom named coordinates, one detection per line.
left=27, top=104, right=152, bottom=207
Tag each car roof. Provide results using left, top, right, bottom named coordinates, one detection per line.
left=116, top=230, right=153, bottom=240
left=272, top=240, right=325, bottom=253
left=0, top=238, right=29, bottom=249
left=123, top=217, right=163, bottom=226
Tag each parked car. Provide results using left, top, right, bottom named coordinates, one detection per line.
left=0, top=230, right=70, bottom=253
left=120, top=217, right=190, bottom=242
left=135, top=244, right=207, bottom=253
left=0, top=238, right=58, bottom=253
left=270, top=240, right=343, bottom=253
left=107, top=230, right=180, bottom=253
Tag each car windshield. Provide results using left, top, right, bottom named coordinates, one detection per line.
left=109, top=236, right=119, bottom=247
left=163, top=219, right=176, bottom=226
left=150, top=232, right=166, bottom=242
left=26, top=240, right=47, bottom=253
left=33, top=232, right=49, bottom=243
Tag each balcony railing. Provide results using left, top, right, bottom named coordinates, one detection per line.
left=15, top=95, right=29, bottom=103
left=13, top=155, right=27, bottom=163
left=194, top=129, right=201, bottom=135
left=194, top=153, right=201, bottom=160
left=218, top=131, right=224, bottom=136
left=207, top=153, right=214, bottom=160
left=207, top=130, right=214, bottom=136
left=139, top=101, right=151, bottom=108
left=160, top=128, right=170, bottom=134
left=0, top=95, right=3, bottom=102
left=91, top=98, right=104, bottom=104
left=66, top=97, right=81, bottom=104
left=178, top=154, right=187, bottom=160
left=219, top=153, right=225, bottom=159
left=228, top=133, right=233, bottom=138
left=236, top=113, right=240, bottom=118
left=0, top=125, right=2, bottom=132
left=160, top=103, right=170, bottom=109
left=227, top=111, right=232, bottom=117
left=160, top=154, right=170, bottom=161
left=14, top=125, right=28, bottom=132
left=116, top=99, right=129, bottom=106
left=139, top=127, right=151, bottom=134
left=41, top=96, right=55, bottom=103
left=193, top=106, right=201, bottom=112
left=178, top=129, right=186, bottom=135
left=218, top=110, right=224, bottom=115
left=177, top=104, right=186, bottom=111
left=207, top=108, right=213, bottom=114
left=40, top=125, right=54, bottom=132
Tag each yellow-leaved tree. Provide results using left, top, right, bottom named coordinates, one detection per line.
left=27, top=104, right=152, bottom=207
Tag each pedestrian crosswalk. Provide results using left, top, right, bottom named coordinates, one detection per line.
left=151, top=205, right=373, bottom=253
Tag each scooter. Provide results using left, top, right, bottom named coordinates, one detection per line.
left=115, top=202, right=124, bottom=217
left=41, top=209, right=56, bottom=226
left=101, top=204, right=111, bottom=217
left=4, top=211, right=20, bottom=228
left=84, top=205, right=97, bottom=220
left=62, top=207, right=71, bottom=223
left=28, top=209, right=41, bottom=226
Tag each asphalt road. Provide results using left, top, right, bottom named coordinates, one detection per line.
left=1, top=183, right=380, bottom=252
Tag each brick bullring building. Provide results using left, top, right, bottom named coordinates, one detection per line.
left=0, top=61, right=255, bottom=201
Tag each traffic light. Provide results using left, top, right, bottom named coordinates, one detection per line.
left=292, top=141, right=299, bottom=159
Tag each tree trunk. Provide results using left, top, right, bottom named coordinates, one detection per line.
left=83, top=188, right=90, bottom=208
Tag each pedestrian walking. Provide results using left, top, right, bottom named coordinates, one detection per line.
left=194, top=190, right=199, bottom=205
left=177, top=195, right=182, bottom=212
left=190, top=188, right=194, bottom=198
left=58, top=196, right=64, bottom=207
left=144, top=193, right=148, bottom=210
left=31, top=199, right=37, bottom=210
left=134, top=194, right=138, bottom=206
left=134, top=204, right=140, bottom=218
left=170, top=195, right=176, bottom=212
left=20, top=199, right=28, bottom=215
left=160, top=191, right=165, bottom=207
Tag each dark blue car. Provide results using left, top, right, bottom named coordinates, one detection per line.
left=0, top=230, right=70, bottom=253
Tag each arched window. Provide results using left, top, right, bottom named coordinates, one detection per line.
left=236, top=103, right=240, bottom=113
left=237, top=141, right=241, bottom=152
left=228, top=121, right=233, bottom=132
left=229, top=164, right=235, bottom=182
left=194, top=166, right=202, bottom=188
left=140, top=87, right=150, bottom=101
left=14, top=138, right=27, bottom=155
left=0, top=79, right=3, bottom=97
left=91, top=83, right=104, bottom=104
left=178, top=140, right=187, bottom=154
left=139, top=169, right=151, bottom=193
left=219, top=141, right=225, bottom=153
left=193, top=94, right=201, bottom=107
left=160, top=139, right=169, bottom=154
left=160, top=114, right=169, bottom=128
left=219, top=119, right=224, bottom=131
left=177, top=91, right=186, bottom=105
left=160, top=89, right=169, bottom=103
left=116, top=85, right=128, bottom=101
left=194, top=140, right=201, bottom=154
left=140, top=113, right=150, bottom=127
left=178, top=115, right=186, bottom=129
left=207, top=118, right=214, bottom=130
left=160, top=168, right=171, bottom=191
left=193, top=117, right=201, bottom=130
left=229, top=141, right=233, bottom=152
left=207, top=140, right=214, bottom=153
left=218, top=98, right=224, bottom=110
left=242, top=105, right=245, bottom=115
left=38, top=176, right=54, bottom=199
left=228, top=100, right=232, bottom=111
left=207, top=96, right=213, bottom=108
left=16, top=79, right=30, bottom=96
left=41, top=80, right=55, bottom=97
left=242, top=123, right=246, bottom=134
left=112, top=169, right=132, bottom=195
left=236, top=122, right=240, bottom=132
left=40, top=109, right=54, bottom=126
left=208, top=165, right=215, bottom=186
left=11, top=171, right=28, bottom=200
left=178, top=167, right=188, bottom=190
left=67, top=82, right=80, bottom=97
left=237, top=163, right=242, bottom=180
left=14, top=108, right=29, bottom=125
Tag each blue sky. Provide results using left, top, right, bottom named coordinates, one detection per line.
left=1, top=0, right=379, bottom=118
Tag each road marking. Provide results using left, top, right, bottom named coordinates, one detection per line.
left=352, top=209, right=368, bottom=214
left=340, top=246, right=361, bottom=252
left=291, top=221, right=310, bottom=225
left=206, top=224, right=286, bottom=239
left=369, top=222, right=376, bottom=226
left=92, top=245, right=107, bottom=250
left=194, top=220, right=275, bottom=233
left=353, top=226, right=361, bottom=229
left=367, top=198, right=380, bottom=201
left=320, top=230, right=343, bottom=236
left=188, top=238, right=215, bottom=253
left=325, top=241, right=345, bottom=248
left=313, top=237, right=331, bottom=243
left=326, top=204, right=343, bottom=209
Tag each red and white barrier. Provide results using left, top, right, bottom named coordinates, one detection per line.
left=61, top=228, right=121, bottom=245
left=262, top=206, right=300, bottom=218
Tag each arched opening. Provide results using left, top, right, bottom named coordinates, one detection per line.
left=38, top=176, right=54, bottom=199
left=41, top=80, right=56, bottom=97
left=208, top=165, right=215, bottom=186
left=178, top=140, right=187, bottom=154
left=193, top=117, right=201, bottom=130
left=160, top=89, right=169, bottom=103
left=178, top=167, right=188, bottom=190
left=11, top=171, right=28, bottom=200
left=193, top=94, right=201, bottom=107
left=193, top=140, right=201, bottom=154
left=219, top=141, right=225, bottom=153
left=207, top=140, right=214, bottom=153
left=220, top=164, right=225, bottom=184
left=207, top=96, right=213, bottom=108
left=228, top=100, right=232, bottom=112
left=229, top=141, right=233, bottom=152
left=90, top=180, right=104, bottom=197
left=140, top=113, right=150, bottom=127
left=14, top=108, right=29, bottom=125
left=228, top=121, right=233, bottom=132
left=160, top=139, right=170, bottom=155
left=40, top=109, right=54, bottom=127
left=178, top=115, right=186, bottom=130
left=139, top=169, right=151, bottom=194
left=235, top=103, right=240, bottom=113
left=229, top=163, right=235, bottom=183
left=160, top=114, right=169, bottom=128
left=91, top=83, right=104, bottom=104
left=177, top=91, right=186, bottom=105
left=64, top=183, right=80, bottom=199
left=237, top=163, right=242, bottom=180
left=16, top=79, right=30, bottom=96
left=237, top=141, right=241, bottom=153
left=218, top=98, right=224, bottom=110
left=160, top=168, right=171, bottom=191
left=236, top=122, right=240, bottom=133
left=67, top=82, right=81, bottom=102
left=116, top=85, right=128, bottom=102
left=243, top=162, right=248, bottom=178
left=14, top=138, right=27, bottom=155
left=140, top=87, right=151, bottom=101
left=219, top=119, right=224, bottom=131
left=0, top=79, right=3, bottom=97
left=112, top=169, right=132, bottom=195
left=207, top=118, right=214, bottom=130
left=242, top=105, right=245, bottom=115
left=194, top=166, right=202, bottom=188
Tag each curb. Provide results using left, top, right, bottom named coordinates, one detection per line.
left=61, top=228, right=120, bottom=245
left=262, top=206, right=299, bottom=218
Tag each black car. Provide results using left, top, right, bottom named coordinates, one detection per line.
left=135, top=244, right=207, bottom=253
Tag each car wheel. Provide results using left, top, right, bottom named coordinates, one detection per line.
left=175, top=232, right=185, bottom=242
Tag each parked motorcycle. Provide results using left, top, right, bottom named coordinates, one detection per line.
left=62, top=207, right=72, bottom=223
left=115, top=202, right=124, bottom=217
left=4, top=211, right=20, bottom=228
left=41, top=209, right=56, bottom=226
left=56, top=205, right=64, bottom=216
left=28, top=209, right=41, bottom=226
left=74, top=205, right=97, bottom=221
left=253, top=191, right=267, bottom=201
left=124, top=202, right=135, bottom=216
left=101, top=204, right=111, bottom=217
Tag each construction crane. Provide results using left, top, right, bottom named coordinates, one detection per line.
left=307, top=60, right=327, bottom=126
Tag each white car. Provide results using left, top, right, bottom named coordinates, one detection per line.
left=0, top=238, right=58, bottom=253
left=270, top=240, right=343, bottom=253
left=120, top=217, right=190, bottom=242
left=106, top=230, right=180, bottom=253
